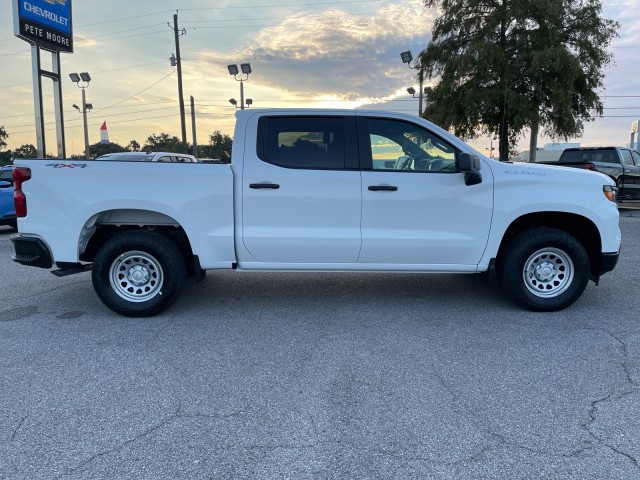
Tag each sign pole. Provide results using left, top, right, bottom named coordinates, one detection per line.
left=30, top=44, right=45, bottom=158
left=51, top=51, right=66, bottom=159
left=14, top=0, right=73, bottom=159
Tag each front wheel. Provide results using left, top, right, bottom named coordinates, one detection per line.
left=497, top=228, right=590, bottom=311
left=92, top=231, right=187, bottom=317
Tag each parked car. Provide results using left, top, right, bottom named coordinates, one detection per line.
left=537, top=147, right=640, bottom=201
left=0, top=165, right=13, bottom=185
left=0, top=178, right=16, bottom=229
left=95, top=152, right=197, bottom=163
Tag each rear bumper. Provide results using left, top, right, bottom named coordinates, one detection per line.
left=10, top=234, right=53, bottom=269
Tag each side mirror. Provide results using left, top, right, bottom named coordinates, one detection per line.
left=457, top=153, right=482, bottom=186
left=0, top=180, right=11, bottom=189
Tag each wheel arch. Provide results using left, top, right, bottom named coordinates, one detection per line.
left=77, top=209, right=198, bottom=273
left=497, top=212, right=603, bottom=278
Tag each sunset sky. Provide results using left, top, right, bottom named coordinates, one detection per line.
left=1, top=0, right=638, bottom=157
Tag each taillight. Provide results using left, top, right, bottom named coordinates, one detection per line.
left=585, top=163, right=595, bottom=170
left=13, top=167, right=31, bottom=217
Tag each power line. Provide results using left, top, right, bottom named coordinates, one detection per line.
left=92, top=70, right=176, bottom=114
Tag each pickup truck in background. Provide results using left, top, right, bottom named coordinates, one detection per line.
left=10, top=109, right=621, bottom=317
left=96, top=151, right=198, bottom=163
left=537, top=147, right=640, bottom=201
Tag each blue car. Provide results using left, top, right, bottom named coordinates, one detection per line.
left=0, top=166, right=16, bottom=229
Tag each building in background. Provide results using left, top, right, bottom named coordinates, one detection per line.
left=511, top=143, right=581, bottom=163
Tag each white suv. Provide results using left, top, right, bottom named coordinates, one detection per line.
left=96, top=152, right=197, bottom=163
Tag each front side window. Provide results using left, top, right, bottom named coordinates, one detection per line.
left=261, top=117, right=346, bottom=169
left=365, top=118, right=457, bottom=173
left=631, top=150, right=640, bottom=166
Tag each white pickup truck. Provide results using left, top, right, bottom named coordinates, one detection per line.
left=10, top=109, right=620, bottom=316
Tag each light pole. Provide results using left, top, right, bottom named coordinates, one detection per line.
left=400, top=50, right=423, bottom=116
left=488, top=136, right=497, bottom=158
left=227, top=63, right=252, bottom=110
left=69, top=72, right=92, bottom=160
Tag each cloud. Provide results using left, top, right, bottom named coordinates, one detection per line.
left=195, top=0, right=436, bottom=105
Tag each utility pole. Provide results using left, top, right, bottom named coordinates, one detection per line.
left=169, top=12, right=188, bottom=154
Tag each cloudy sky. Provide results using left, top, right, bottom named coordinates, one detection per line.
left=0, top=0, right=638, bottom=156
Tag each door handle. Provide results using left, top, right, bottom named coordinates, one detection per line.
left=368, top=185, right=398, bottom=191
left=249, top=183, right=280, bottom=189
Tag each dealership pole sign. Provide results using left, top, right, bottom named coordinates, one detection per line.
left=13, top=0, right=73, bottom=53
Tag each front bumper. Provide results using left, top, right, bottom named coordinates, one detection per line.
left=590, top=250, right=619, bottom=285
left=10, top=234, right=53, bottom=269
left=598, top=251, right=619, bottom=276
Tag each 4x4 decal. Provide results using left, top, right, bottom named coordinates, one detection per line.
left=45, top=163, right=88, bottom=169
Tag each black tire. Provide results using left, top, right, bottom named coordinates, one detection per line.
left=8, top=219, right=17, bottom=229
left=92, top=231, right=187, bottom=317
left=497, top=227, right=590, bottom=312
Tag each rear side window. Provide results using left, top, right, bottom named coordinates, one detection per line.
left=0, top=169, right=12, bottom=183
left=560, top=149, right=618, bottom=164
left=558, top=150, right=582, bottom=163
left=621, top=150, right=634, bottom=166
left=595, top=150, right=618, bottom=164
left=258, top=117, right=346, bottom=169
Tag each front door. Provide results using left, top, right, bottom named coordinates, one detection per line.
left=357, top=116, right=493, bottom=266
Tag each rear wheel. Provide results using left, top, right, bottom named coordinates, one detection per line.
left=92, top=231, right=186, bottom=317
left=497, top=227, right=590, bottom=311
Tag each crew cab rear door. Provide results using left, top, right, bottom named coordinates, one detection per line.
left=241, top=114, right=362, bottom=264
left=356, top=115, right=493, bottom=266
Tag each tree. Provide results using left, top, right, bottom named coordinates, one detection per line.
left=0, top=126, right=10, bottom=166
left=13, top=144, right=37, bottom=159
left=419, top=0, right=619, bottom=161
left=198, top=130, right=233, bottom=162
left=0, top=126, right=7, bottom=151
left=127, top=139, right=141, bottom=152
left=87, top=142, right=127, bottom=159
left=144, top=133, right=184, bottom=153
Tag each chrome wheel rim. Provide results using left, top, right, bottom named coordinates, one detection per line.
left=523, top=247, right=574, bottom=298
left=109, top=251, right=163, bottom=302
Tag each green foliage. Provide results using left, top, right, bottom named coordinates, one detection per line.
left=0, top=126, right=7, bottom=151
left=144, top=133, right=185, bottom=153
left=13, top=144, right=37, bottom=159
left=198, top=130, right=233, bottom=162
left=0, top=151, right=11, bottom=166
left=127, top=139, right=141, bottom=152
left=420, top=0, right=619, bottom=160
left=88, top=142, right=127, bottom=159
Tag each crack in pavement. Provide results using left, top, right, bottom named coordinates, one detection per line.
left=54, top=404, right=185, bottom=479
left=581, top=392, right=640, bottom=470
left=574, top=326, right=640, bottom=469
left=10, top=416, right=26, bottom=442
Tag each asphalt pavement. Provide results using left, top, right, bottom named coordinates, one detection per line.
left=0, top=211, right=639, bottom=479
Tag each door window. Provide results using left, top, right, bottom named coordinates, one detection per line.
left=631, top=150, right=640, bottom=166
left=621, top=150, right=634, bottom=167
left=259, top=117, right=346, bottom=169
left=363, top=118, right=457, bottom=173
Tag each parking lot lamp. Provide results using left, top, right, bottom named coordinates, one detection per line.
left=69, top=72, right=92, bottom=159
